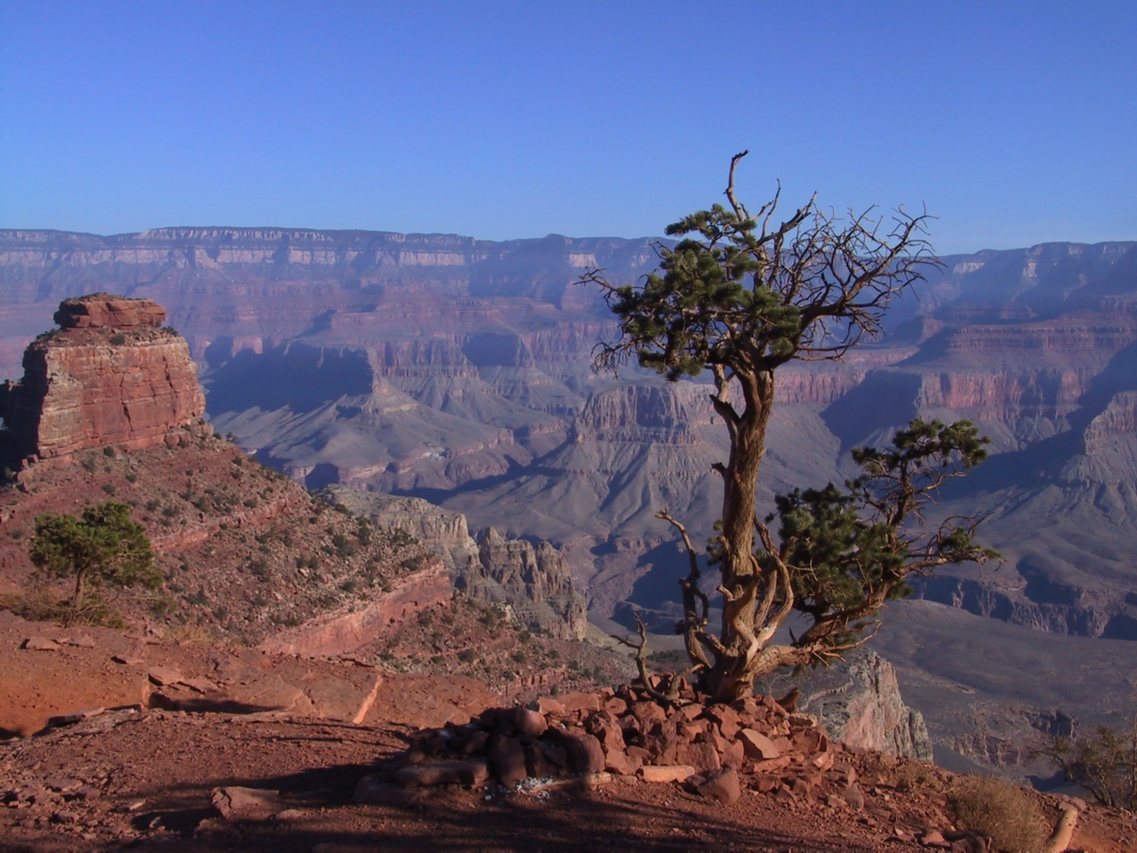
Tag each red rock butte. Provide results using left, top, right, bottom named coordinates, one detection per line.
left=53, top=294, right=169, bottom=330
left=0, top=294, right=206, bottom=465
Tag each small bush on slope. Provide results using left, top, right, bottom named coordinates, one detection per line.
left=949, top=776, right=1047, bottom=853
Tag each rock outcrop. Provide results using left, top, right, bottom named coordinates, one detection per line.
left=257, top=557, right=452, bottom=658
left=755, top=650, right=932, bottom=761
left=1, top=295, right=205, bottom=465
left=317, top=487, right=477, bottom=569
left=465, top=527, right=588, bottom=641
left=318, top=485, right=587, bottom=639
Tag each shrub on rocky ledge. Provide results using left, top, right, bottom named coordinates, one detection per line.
left=949, top=776, right=1047, bottom=853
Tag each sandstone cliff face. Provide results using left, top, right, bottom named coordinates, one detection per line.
left=317, top=485, right=587, bottom=640
left=756, top=650, right=932, bottom=761
left=317, top=486, right=479, bottom=571
left=1083, top=390, right=1137, bottom=449
left=1, top=295, right=205, bottom=464
left=572, top=385, right=695, bottom=445
left=465, top=527, right=587, bottom=641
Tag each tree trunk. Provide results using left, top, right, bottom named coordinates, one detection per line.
left=71, top=566, right=89, bottom=623
left=701, top=368, right=776, bottom=701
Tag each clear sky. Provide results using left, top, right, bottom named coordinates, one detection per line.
left=1, top=0, right=1134, bottom=254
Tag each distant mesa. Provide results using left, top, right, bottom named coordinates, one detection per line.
left=0, top=294, right=207, bottom=469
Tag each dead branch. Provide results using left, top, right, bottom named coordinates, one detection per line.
left=656, top=509, right=714, bottom=671
left=614, top=613, right=678, bottom=707
left=724, top=150, right=752, bottom=223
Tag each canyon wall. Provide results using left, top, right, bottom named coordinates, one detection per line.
left=4, top=230, right=1137, bottom=649
left=757, top=650, right=933, bottom=761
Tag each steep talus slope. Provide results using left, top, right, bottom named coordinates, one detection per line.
left=0, top=302, right=445, bottom=652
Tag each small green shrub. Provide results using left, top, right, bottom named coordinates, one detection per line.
left=149, top=595, right=173, bottom=616
left=458, top=649, right=477, bottom=663
left=357, top=521, right=372, bottom=546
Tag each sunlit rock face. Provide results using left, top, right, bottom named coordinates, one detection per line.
left=756, top=649, right=933, bottom=761
left=317, top=485, right=587, bottom=640
left=1, top=295, right=205, bottom=464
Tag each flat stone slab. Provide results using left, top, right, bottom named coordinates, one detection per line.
left=639, top=765, right=696, bottom=783
left=739, top=728, right=781, bottom=760
left=211, top=786, right=279, bottom=819
left=22, top=637, right=61, bottom=651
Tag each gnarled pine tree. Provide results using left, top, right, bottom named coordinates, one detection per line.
left=582, top=152, right=999, bottom=702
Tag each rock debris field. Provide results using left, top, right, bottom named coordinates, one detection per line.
left=4, top=650, right=1132, bottom=853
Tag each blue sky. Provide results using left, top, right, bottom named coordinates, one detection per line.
left=1, top=0, right=1134, bottom=254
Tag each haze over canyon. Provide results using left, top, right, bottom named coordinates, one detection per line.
left=4, top=226, right=1137, bottom=777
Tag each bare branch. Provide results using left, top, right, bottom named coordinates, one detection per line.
left=656, top=508, right=714, bottom=671
left=612, top=613, right=695, bottom=706
left=724, top=150, right=751, bottom=222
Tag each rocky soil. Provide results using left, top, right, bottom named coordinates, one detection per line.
left=2, top=616, right=1132, bottom=853
left=0, top=433, right=442, bottom=649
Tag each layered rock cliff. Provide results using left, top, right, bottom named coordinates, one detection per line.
left=756, top=649, right=933, bottom=761
left=0, top=295, right=205, bottom=466
left=465, top=527, right=587, bottom=641
left=317, top=484, right=587, bottom=640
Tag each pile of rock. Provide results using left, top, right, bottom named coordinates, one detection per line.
left=355, top=679, right=866, bottom=809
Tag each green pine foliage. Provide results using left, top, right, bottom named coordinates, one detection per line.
left=772, top=419, right=1000, bottom=651
left=585, top=152, right=997, bottom=701
left=29, top=501, right=159, bottom=623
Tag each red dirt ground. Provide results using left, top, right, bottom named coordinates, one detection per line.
left=3, top=610, right=1135, bottom=852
